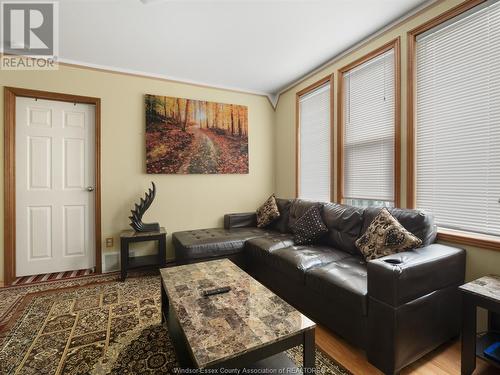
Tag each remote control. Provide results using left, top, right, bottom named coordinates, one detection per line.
left=202, top=286, right=231, bottom=297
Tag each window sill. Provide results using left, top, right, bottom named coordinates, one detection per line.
left=437, top=229, right=500, bottom=252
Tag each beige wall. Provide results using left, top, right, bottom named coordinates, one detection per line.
left=0, top=64, right=275, bottom=283
left=274, top=0, right=500, bottom=283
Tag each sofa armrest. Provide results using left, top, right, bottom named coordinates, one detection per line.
left=367, top=244, right=465, bottom=306
left=224, top=212, right=257, bottom=229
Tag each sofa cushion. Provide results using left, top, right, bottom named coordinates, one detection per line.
left=288, top=199, right=324, bottom=230
left=245, top=232, right=295, bottom=258
left=270, top=246, right=351, bottom=283
left=357, top=208, right=422, bottom=260
left=291, top=205, right=328, bottom=245
left=320, top=203, right=365, bottom=256
left=269, top=198, right=292, bottom=233
left=362, top=207, right=437, bottom=246
left=173, top=227, right=273, bottom=261
left=256, top=194, right=280, bottom=228
left=306, top=257, right=368, bottom=316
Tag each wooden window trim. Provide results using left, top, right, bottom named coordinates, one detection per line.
left=337, top=37, right=401, bottom=206
left=406, top=0, right=500, bottom=251
left=438, top=230, right=500, bottom=252
left=295, top=74, right=335, bottom=201
left=3, top=87, right=102, bottom=285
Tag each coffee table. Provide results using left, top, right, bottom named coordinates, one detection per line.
left=160, top=259, right=316, bottom=371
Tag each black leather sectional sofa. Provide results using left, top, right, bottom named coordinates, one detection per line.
left=172, top=198, right=466, bottom=374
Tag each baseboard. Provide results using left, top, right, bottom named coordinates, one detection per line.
left=103, top=252, right=120, bottom=273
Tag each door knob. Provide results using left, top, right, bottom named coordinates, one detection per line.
left=86, top=186, right=95, bottom=192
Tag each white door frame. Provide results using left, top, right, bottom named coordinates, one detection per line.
left=4, top=87, right=102, bottom=285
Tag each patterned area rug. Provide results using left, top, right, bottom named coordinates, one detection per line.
left=0, top=274, right=351, bottom=374
left=0, top=272, right=120, bottom=329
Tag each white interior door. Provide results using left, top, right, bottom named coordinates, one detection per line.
left=15, top=97, right=95, bottom=277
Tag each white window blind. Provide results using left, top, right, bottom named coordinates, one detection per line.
left=343, top=49, right=395, bottom=206
left=299, top=83, right=331, bottom=202
left=416, top=0, right=500, bottom=237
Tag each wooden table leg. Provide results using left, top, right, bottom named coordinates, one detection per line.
left=120, top=240, right=128, bottom=281
left=161, top=280, right=169, bottom=323
left=461, top=294, right=476, bottom=375
left=303, top=328, right=315, bottom=374
left=159, top=235, right=167, bottom=268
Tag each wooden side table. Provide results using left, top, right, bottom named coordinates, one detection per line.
left=460, top=275, right=500, bottom=374
left=120, top=227, right=167, bottom=281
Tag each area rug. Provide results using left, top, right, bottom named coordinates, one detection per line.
left=0, top=274, right=351, bottom=375
left=0, top=271, right=120, bottom=329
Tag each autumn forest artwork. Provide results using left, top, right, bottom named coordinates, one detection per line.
left=146, top=94, right=249, bottom=174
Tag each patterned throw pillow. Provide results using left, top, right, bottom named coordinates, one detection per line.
left=356, top=208, right=422, bottom=260
left=291, top=205, right=328, bottom=245
left=256, top=195, right=280, bottom=228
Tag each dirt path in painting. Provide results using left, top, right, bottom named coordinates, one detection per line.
left=178, top=126, right=219, bottom=173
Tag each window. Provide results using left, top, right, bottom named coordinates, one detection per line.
left=414, top=0, right=500, bottom=239
left=297, top=78, right=332, bottom=202
left=339, top=41, right=399, bottom=207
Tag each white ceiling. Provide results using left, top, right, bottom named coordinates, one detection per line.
left=59, top=0, right=430, bottom=98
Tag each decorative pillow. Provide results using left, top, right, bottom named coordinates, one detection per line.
left=356, top=208, right=422, bottom=260
left=256, top=194, right=280, bottom=228
left=291, top=205, right=328, bottom=245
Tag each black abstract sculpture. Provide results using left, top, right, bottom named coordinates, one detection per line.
left=129, top=182, right=160, bottom=232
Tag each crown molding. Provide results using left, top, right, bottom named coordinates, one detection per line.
left=58, top=57, right=274, bottom=99
left=60, top=58, right=280, bottom=110
left=267, top=93, right=279, bottom=108
left=0, top=53, right=276, bottom=108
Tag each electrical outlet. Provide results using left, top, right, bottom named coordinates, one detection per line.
left=105, top=237, right=114, bottom=248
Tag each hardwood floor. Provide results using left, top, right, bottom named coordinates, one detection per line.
left=316, top=325, right=498, bottom=375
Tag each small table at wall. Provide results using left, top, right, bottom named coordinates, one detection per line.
left=120, top=228, right=167, bottom=281
left=460, top=275, right=500, bottom=374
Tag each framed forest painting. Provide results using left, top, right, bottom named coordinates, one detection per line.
left=145, top=94, right=249, bottom=174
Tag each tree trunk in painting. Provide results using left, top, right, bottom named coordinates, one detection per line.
left=183, top=99, right=190, bottom=131
left=176, top=98, right=182, bottom=123
left=163, top=97, right=168, bottom=125
left=214, top=103, right=219, bottom=129
left=230, top=105, right=234, bottom=135
left=203, top=101, right=208, bottom=129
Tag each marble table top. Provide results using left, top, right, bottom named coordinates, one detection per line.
left=460, top=275, right=500, bottom=304
left=160, top=259, right=315, bottom=368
